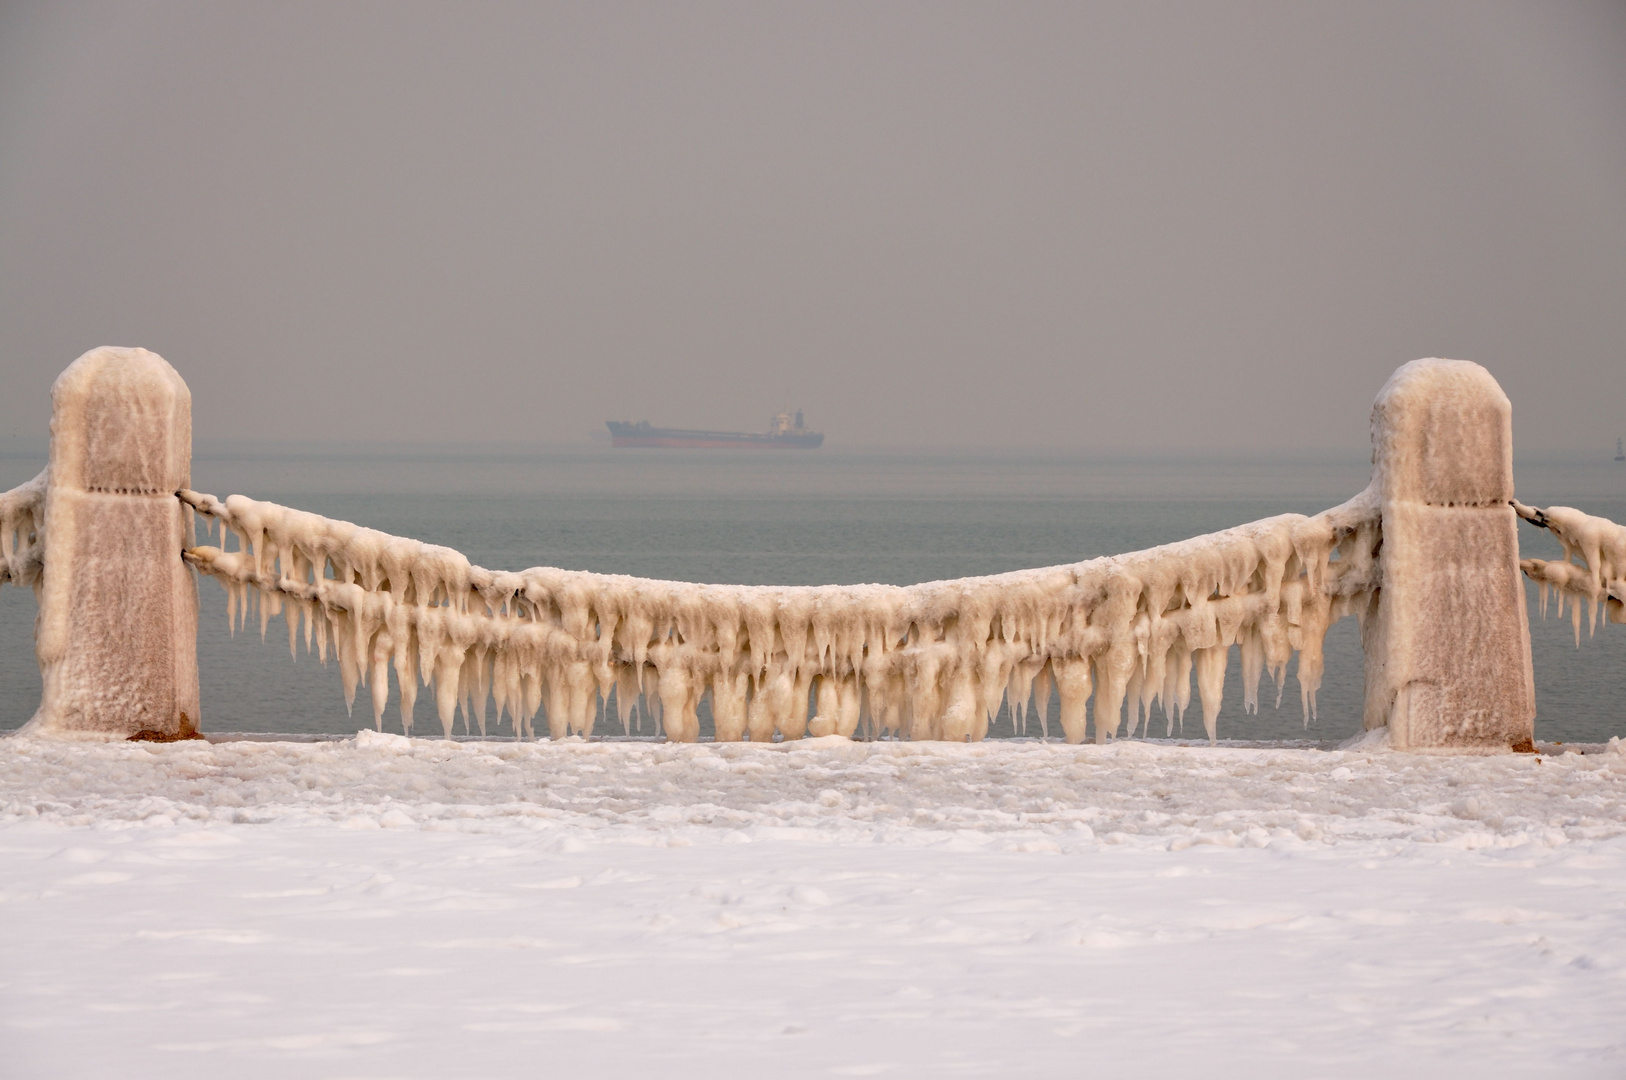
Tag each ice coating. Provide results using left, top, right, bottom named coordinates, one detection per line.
left=0, top=468, right=47, bottom=591
left=1359, top=359, right=1535, bottom=750
left=178, top=487, right=1382, bottom=743
left=23, top=347, right=200, bottom=739
left=1516, top=502, right=1626, bottom=641
left=4, top=351, right=1545, bottom=750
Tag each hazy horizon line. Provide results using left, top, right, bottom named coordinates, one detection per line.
left=5, top=435, right=1624, bottom=469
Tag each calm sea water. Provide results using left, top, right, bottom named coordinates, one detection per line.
left=2, top=446, right=1622, bottom=744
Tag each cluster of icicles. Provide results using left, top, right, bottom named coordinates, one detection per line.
left=1516, top=501, right=1626, bottom=642
left=174, top=488, right=1385, bottom=744
left=0, top=469, right=47, bottom=591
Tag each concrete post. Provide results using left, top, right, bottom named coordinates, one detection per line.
left=24, top=347, right=200, bottom=739
left=1361, top=359, right=1535, bottom=750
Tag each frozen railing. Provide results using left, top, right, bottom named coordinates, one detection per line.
left=176, top=488, right=1381, bottom=744
left=1516, top=501, right=1626, bottom=641
left=0, top=348, right=1561, bottom=751
left=0, top=470, right=47, bottom=591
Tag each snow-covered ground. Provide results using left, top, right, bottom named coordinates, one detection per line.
left=4, top=734, right=1625, bottom=1077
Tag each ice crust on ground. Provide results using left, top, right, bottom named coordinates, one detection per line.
left=5, top=735, right=1624, bottom=848
left=1517, top=500, right=1626, bottom=642
left=177, top=488, right=1382, bottom=744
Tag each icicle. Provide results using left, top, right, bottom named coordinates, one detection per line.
left=369, top=628, right=392, bottom=731
left=1053, top=658, right=1091, bottom=743
left=809, top=674, right=839, bottom=737
left=1033, top=661, right=1053, bottom=740
left=1240, top=624, right=1264, bottom=716
left=1194, top=644, right=1227, bottom=744
left=713, top=669, right=749, bottom=742
left=615, top=665, right=639, bottom=735
left=1123, top=662, right=1143, bottom=739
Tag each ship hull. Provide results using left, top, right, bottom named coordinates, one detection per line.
left=607, top=422, right=823, bottom=449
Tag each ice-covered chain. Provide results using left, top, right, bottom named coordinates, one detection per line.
left=176, top=488, right=1382, bottom=744
left=1515, top=500, right=1626, bottom=643
left=0, top=470, right=48, bottom=591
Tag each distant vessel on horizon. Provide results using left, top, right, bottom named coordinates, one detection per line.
left=1616, top=437, right=1624, bottom=462
left=607, top=410, right=824, bottom=449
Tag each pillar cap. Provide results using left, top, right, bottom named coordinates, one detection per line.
left=49, top=347, right=191, bottom=495
left=1370, top=358, right=1513, bottom=507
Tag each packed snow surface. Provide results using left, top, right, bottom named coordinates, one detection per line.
left=178, top=486, right=1382, bottom=745
left=9, top=732, right=1626, bottom=844
left=3, top=735, right=1626, bottom=1078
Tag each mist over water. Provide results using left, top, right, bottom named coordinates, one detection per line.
left=1, top=448, right=1622, bottom=743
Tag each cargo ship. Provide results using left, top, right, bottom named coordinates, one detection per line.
left=606, top=410, right=824, bottom=449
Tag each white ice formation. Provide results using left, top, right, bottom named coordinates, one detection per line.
left=1356, top=359, right=1534, bottom=749
left=3, top=347, right=200, bottom=739
left=0, top=469, right=47, bottom=591
left=178, top=487, right=1382, bottom=744
left=1516, top=502, right=1626, bottom=641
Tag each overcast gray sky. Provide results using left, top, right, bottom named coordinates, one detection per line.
left=1, top=1, right=1622, bottom=454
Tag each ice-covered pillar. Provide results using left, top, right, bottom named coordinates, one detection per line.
left=24, top=347, right=200, bottom=739
left=1361, top=358, right=1535, bottom=750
